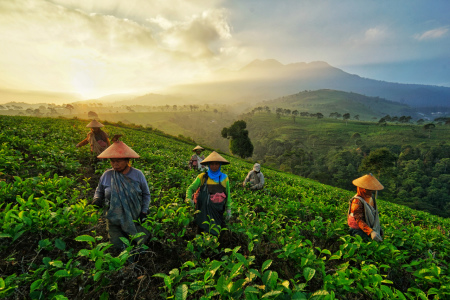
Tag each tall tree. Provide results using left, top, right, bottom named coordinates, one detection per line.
left=292, top=110, right=299, bottom=123
left=65, top=104, right=74, bottom=114
left=423, top=123, right=436, bottom=139
left=343, top=113, right=350, bottom=125
left=359, top=147, right=396, bottom=179
left=88, top=111, right=99, bottom=119
left=221, top=120, right=254, bottom=158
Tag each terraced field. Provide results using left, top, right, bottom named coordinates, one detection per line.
left=1, top=115, right=449, bottom=299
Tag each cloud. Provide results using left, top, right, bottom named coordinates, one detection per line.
left=363, top=27, right=387, bottom=42
left=0, top=0, right=247, bottom=97
left=414, top=26, right=449, bottom=41
left=148, top=9, right=231, bottom=58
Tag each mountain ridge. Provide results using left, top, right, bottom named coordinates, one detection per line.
left=165, top=59, right=450, bottom=108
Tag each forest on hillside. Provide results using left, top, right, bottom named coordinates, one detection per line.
left=244, top=113, right=450, bottom=218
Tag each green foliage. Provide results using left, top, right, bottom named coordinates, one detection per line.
left=222, top=120, right=254, bottom=158
left=1, top=115, right=450, bottom=299
left=359, top=147, right=397, bottom=178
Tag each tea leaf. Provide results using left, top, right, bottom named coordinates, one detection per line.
left=75, top=235, right=96, bottom=243
left=55, top=238, right=66, bottom=251
left=303, top=267, right=315, bottom=282
left=175, top=284, right=188, bottom=300
left=54, top=270, right=69, bottom=277
left=30, top=279, right=43, bottom=292
left=261, top=260, right=272, bottom=272
left=261, top=290, right=282, bottom=298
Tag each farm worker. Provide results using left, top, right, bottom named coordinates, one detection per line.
left=92, top=138, right=151, bottom=252
left=76, top=119, right=111, bottom=155
left=242, top=163, right=265, bottom=190
left=189, top=145, right=207, bottom=171
left=186, top=151, right=232, bottom=235
left=348, top=174, right=384, bottom=242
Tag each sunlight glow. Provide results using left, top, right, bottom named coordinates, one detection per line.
left=71, top=60, right=97, bottom=99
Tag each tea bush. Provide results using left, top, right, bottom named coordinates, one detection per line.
left=1, top=115, right=449, bottom=299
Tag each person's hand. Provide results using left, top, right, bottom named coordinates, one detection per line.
left=226, top=209, right=232, bottom=220
left=242, top=182, right=245, bottom=187
left=139, top=212, right=148, bottom=223
left=370, top=231, right=383, bottom=242
left=186, top=198, right=194, bottom=207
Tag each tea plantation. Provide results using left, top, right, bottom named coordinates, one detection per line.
left=1, top=115, right=449, bottom=299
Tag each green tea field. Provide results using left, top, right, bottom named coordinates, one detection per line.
left=1, top=115, right=449, bottom=299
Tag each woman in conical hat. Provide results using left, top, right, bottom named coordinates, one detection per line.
left=92, top=138, right=150, bottom=252
left=189, top=145, right=206, bottom=171
left=76, top=119, right=111, bottom=155
left=348, top=174, right=384, bottom=242
left=186, top=151, right=232, bottom=235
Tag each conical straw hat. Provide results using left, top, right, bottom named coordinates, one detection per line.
left=201, top=151, right=230, bottom=165
left=192, top=145, right=204, bottom=152
left=86, top=120, right=104, bottom=128
left=97, top=141, right=140, bottom=159
left=352, top=174, right=384, bottom=190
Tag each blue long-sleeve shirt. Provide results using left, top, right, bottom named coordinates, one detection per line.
left=94, top=168, right=151, bottom=213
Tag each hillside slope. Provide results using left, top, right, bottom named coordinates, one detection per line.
left=1, top=116, right=449, bottom=299
left=256, top=89, right=414, bottom=120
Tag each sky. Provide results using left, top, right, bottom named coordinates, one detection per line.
left=0, top=0, right=449, bottom=100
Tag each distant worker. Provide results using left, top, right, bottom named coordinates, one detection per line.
left=76, top=120, right=111, bottom=155
left=189, top=145, right=207, bottom=171
left=243, top=163, right=265, bottom=190
left=186, top=151, right=232, bottom=235
left=92, top=138, right=151, bottom=253
left=348, top=174, right=384, bottom=242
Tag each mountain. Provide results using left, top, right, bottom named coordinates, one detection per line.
left=165, top=59, right=450, bottom=108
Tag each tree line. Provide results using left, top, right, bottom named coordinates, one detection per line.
left=252, top=136, right=450, bottom=218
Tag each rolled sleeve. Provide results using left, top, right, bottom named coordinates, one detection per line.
left=186, top=175, right=202, bottom=200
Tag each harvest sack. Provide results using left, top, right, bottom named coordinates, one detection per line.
left=88, top=131, right=108, bottom=154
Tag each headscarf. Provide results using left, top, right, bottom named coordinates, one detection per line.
left=253, top=163, right=261, bottom=173
left=357, top=187, right=374, bottom=206
left=207, top=163, right=227, bottom=183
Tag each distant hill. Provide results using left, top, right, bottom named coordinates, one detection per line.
left=166, top=59, right=450, bottom=108
left=0, top=89, right=81, bottom=105
left=113, top=93, right=201, bottom=106
left=257, top=89, right=415, bottom=120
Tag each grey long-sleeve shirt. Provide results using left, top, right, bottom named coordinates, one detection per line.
left=243, top=170, right=265, bottom=190
left=94, top=168, right=151, bottom=213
